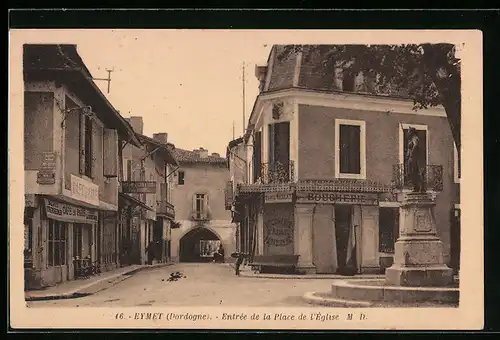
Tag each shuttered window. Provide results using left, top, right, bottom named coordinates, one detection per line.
left=339, top=124, right=361, bottom=174
left=79, top=113, right=94, bottom=178
left=252, top=131, right=262, bottom=182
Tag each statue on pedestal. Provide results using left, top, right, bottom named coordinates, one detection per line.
left=406, top=127, right=426, bottom=193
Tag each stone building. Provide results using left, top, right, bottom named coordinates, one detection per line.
left=121, top=117, right=178, bottom=265
left=227, top=45, right=460, bottom=275
left=23, top=44, right=141, bottom=289
left=170, top=147, right=236, bottom=263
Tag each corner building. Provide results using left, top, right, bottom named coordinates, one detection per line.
left=228, top=45, right=460, bottom=275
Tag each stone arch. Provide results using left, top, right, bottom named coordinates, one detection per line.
left=179, top=226, right=225, bottom=263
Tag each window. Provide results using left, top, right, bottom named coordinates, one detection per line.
left=194, top=193, right=208, bottom=220
left=268, top=122, right=290, bottom=182
left=252, top=131, right=262, bottom=183
left=335, top=119, right=366, bottom=179
left=77, top=100, right=94, bottom=179
left=379, top=207, right=400, bottom=253
left=454, top=143, right=461, bottom=183
left=24, top=219, right=33, bottom=267
left=48, top=220, right=67, bottom=266
left=178, top=171, right=185, bottom=185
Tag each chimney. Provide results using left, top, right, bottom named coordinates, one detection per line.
left=255, top=65, right=267, bottom=92
left=198, top=147, right=208, bottom=159
left=152, top=132, right=168, bottom=145
left=166, top=142, right=175, bottom=151
left=127, top=116, right=143, bottom=134
left=211, top=153, right=220, bottom=158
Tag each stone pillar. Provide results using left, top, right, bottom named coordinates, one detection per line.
left=385, top=192, right=453, bottom=287
left=294, top=204, right=316, bottom=274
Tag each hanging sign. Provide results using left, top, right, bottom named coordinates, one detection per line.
left=122, top=181, right=157, bottom=194
left=37, top=152, right=57, bottom=185
left=296, top=191, right=379, bottom=205
left=43, top=198, right=98, bottom=224
left=264, top=191, right=294, bottom=204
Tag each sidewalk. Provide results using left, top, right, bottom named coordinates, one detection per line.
left=227, top=263, right=384, bottom=280
left=25, top=262, right=173, bottom=301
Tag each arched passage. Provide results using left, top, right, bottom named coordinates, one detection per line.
left=179, top=227, right=222, bottom=263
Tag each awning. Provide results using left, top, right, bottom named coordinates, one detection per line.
left=119, top=192, right=154, bottom=211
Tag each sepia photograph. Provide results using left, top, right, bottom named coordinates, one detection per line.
left=9, top=28, right=483, bottom=330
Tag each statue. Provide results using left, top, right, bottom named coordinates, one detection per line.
left=405, top=127, right=425, bottom=192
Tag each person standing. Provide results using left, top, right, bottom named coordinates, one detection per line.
left=235, top=253, right=244, bottom=276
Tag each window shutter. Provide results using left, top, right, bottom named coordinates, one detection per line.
left=205, top=194, right=210, bottom=219
left=103, top=128, right=119, bottom=178
left=91, top=120, right=98, bottom=179
left=160, top=182, right=167, bottom=201
left=192, top=194, right=197, bottom=217
left=79, top=113, right=86, bottom=174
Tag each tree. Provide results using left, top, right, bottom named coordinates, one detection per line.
left=277, top=44, right=461, bottom=157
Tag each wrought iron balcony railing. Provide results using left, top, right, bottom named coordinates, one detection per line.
left=259, top=161, right=295, bottom=184
left=392, top=164, right=444, bottom=192
left=157, top=200, right=175, bottom=219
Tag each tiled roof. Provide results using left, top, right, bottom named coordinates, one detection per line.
left=172, top=148, right=227, bottom=166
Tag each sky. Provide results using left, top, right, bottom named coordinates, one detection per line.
left=21, top=30, right=273, bottom=156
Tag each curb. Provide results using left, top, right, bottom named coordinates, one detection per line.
left=302, top=292, right=373, bottom=307
left=25, top=263, right=174, bottom=302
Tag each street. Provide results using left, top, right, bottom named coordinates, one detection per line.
left=26, top=263, right=332, bottom=307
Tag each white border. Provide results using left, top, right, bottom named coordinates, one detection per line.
left=334, top=118, right=366, bottom=180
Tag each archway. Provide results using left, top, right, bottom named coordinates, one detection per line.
left=179, top=227, right=222, bottom=263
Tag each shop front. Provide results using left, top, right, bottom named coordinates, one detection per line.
left=25, top=196, right=100, bottom=289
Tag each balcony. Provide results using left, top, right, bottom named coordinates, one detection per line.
left=157, top=200, right=175, bottom=219
left=190, top=209, right=213, bottom=222
left=392, top=164, right=444, bottom=192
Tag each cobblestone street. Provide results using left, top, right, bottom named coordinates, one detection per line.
left=26, top=263, right=333, bottom=307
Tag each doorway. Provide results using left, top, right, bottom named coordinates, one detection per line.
left=179, top=227, right=221, bottom=262
left=335, top=205, right=354, bottom=274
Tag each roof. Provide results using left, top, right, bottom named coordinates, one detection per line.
left=136, top=133, right=178, bottom=166
left=23, top=44, right=141, bottom=148
left=172, top=148, right=227, bottom=166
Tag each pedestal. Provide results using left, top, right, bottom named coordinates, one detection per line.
left=385, top=192, right=453, bottom=287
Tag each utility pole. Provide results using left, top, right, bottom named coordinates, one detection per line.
left=232, top=120, right=235, bottom=140
left=93, top=68, right=114, bottom=94
left=242, top=62, right=246, bottom=136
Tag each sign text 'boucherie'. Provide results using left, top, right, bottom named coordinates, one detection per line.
left=122, top=181, right=157, bottom=194
left=44, top=198, right=98, bottom=224
left=297, top=192, right=379, bottom=205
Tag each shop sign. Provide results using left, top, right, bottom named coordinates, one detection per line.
left=264, top=191, right=294, bottom=204
left=296, top=191, right=379, bottom=205
left=264, top=218, right=294, bottom=246
left=122, top=181, right=157, bottom=194
left=70, top=174, right=99, bottom=206
left=43, top=198, right=98, bottom=224
left=36, top=152, right=57, bottom=185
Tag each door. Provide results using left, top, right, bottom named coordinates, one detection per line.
left=335, top=205, right=352, bottom=273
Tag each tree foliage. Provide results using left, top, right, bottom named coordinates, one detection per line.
left=277, top=44, right=461, bottom=151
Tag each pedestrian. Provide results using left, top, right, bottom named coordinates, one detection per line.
left=217, top=244, right=225, bottom=263
left=235, top=253, right=244, bottom=276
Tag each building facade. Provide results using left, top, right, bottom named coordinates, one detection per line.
left=170, top=147, right=237, bottom=263
left=228, top=45, right=461, bottom=275
left=23, top=44, right=141, bottom=289
left=121, top=117, right=178, bottom=266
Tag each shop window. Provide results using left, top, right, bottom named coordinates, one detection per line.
left=335, top=119, right=366, bottom=179
left=178, top=171, right=185, bottom=185
left=48, top=220, right=67, bottom=266
left=24, top=219, right=33, bottom=268
left=378, top=207, right=400, bottom=253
